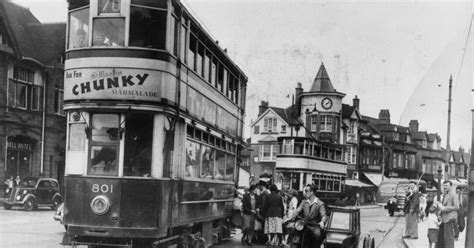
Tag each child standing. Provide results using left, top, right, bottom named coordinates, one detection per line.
left=427, top=204, right=441, bottom=248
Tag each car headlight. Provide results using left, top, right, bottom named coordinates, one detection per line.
left=5, top=188, right=9, bottom=193
left=90, top=195, right=110, bottom=215
left=16, top=195, right=21, bottom=201
left=22, top=190, right=27, bottom=194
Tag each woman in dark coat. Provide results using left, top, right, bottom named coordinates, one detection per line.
left=260, top=184, right=285, bottom=245
left=241, top=184, right=262, bottom=245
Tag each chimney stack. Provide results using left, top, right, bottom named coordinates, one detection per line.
left=295, top=82, right=303, bottom=96
left=258, top=101, right=269, bottom=116
left=378, top=109, right=391, bottom=124
left=409, top=120, right=419, bottom=132
left=353, top=95, right=360, bottom=110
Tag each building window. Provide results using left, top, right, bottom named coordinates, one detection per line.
left=263, top=117, right=277, bottom=132
left=310, top=115, right=318, bottom=131
left=254, top=125, right=260, bottom=134
left=346, top=146, right=357, bottom=164
left=319, top=115, right=332, bottom=132
left=259, top=144, right=277, bottom=161
left=8, top=67, right=43, bottom=110
left=281, top=125, right=286, bottom=133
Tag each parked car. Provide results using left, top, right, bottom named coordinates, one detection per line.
left=2, top=177, right=62, bottom=211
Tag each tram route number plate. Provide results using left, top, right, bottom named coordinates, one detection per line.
left=92, top=184, right=114, bottom=194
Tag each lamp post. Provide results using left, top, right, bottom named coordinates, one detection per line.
left=437, top=166, right=443, bottom=200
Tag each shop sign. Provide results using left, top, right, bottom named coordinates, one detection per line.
left=64, top=68, right=175, bottom=103
left=7, top=141, right=32, bottom=151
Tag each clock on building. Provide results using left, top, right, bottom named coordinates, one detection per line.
left=321, top=97, right=333, bottom=109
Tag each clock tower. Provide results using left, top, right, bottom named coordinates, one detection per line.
left=297, top=63, right=345, bottom=143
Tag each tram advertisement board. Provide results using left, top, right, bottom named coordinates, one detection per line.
left=64, top=68, right=176, bottom=103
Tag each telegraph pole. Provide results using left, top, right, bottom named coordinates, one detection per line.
left=446, top=75, right=452, bottom=154
left=466, top=88, right=474, bottom=247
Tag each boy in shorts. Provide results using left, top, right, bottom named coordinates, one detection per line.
left=427, top=204, right=441, bottom=248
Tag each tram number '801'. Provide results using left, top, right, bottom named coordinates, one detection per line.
left=92, top=184, right=114, bottom=193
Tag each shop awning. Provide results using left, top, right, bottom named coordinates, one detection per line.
left=362, top=172, right=384, bottom=186
left=344, top=179, right=374, bottom=188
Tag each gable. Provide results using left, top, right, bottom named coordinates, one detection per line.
left=250, top=108, right=289, bottom=127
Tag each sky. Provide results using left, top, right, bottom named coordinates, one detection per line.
left=13, top=0, right=473, bottom=150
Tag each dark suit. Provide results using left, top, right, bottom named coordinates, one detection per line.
left=242, top=193, right=262, bottom=215
left=404, top=191, right=420, bottom=238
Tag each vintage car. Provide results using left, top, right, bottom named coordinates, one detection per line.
left=2, top=177, right=62, bottom=211
left=324, top=206, right=374, bottom=248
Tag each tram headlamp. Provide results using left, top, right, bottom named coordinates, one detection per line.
left=22, top=190, right=27, bottom=194
left=90, top=195, right=110, bottom=215
left=16, top=195, right=21, bottom=200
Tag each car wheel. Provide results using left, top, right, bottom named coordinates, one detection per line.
left=24, top=198, right=36, bottom=211
left=51, top=197, right=61, bottom=210
left=3, top=203, right=12, bottom=210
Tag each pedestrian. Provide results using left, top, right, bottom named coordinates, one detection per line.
left=282, top=190, right=299, bottom=245
left=241, top=184, right=262, bottom=246
left=15, top=175, right=21, bottom=186
left=260, top=184, right=285, bottom=246
left=385, top=197, right=397, bottom=217
left=402, top=182, right=420, bottom=239
left=231, top=188, right=244, bottom=228
left=288, top=184, right=327, bottom=248
left=419, top=186, right=427, bottom=221
left=355, top=192, right=360, bottom=206
left=454, top=185, right=467, bottom=241
left=4, top=176, right=14, bottom=188
left=437, top=180, right=460, bottom=248
left=426, top=204, right=441, bottom=248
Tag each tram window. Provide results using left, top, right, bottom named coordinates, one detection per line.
left=129, top=6, right=167, bottom=49
left=211, top=58, right=217, bottom=85
left=180, top=25, right=187, bottom=62
left=123, top=113, right=153, bottom=177
left=204, top=52, right=210, bottom=82
left=90, top=146, right=118, bottom=176
left=217, top=63, right=224, bottom=92
left=131, top=0, right=167, bottom=9
left=188, top=35, right=197, bottom=70
left=91, top=114, right=119, bottom=142
left=201, top=147, right=214, bottom=179
left=194, top=129, right=202, bottom=141
left=172, top=16, right=179, bottom=56
left=209, top=135, right=215, bottom=146
left=92, top=18, right=124, bottom=46
left=225, top=154, right=235, bottom=181
left=196, top=43, right=204, bottom=76
left=202, top=132, right=209, bottom=143
left=69, top=123, right=86, bottom=151
left=68, top=7, right=89, bottom=49
left=185, top=141, right=201, bottom=178
left=215, top=150, right=225, bottom=180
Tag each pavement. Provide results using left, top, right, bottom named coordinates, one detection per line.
left=402, top=218, right=466, bottom=248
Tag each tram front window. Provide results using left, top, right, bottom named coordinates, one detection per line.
left=92, top=18, right=125, bottom=46
left=124, top=113, right=153, bottom=177
left=89, top=114, right=120, bottom=176
left=129, top=6, right=167, bottom=49
left=68, top=7, right=89, bottom=49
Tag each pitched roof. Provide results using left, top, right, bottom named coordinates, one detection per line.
left=0, top=1, right=65, bottom=67
left=309, top=63, right=335, bottom=92
left=342, top=104, right=356, bottom=119
left=411, top=131, right=428, bottom=141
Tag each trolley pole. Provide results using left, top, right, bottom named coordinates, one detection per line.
left=466, top=89, right=474, bottom=246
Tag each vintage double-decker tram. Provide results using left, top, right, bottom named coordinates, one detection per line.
left=62, top=0, right=247, bottom=247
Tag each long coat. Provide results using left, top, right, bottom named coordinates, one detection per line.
left=260, top=192, right=284, bottom=218
left=242, top=193, right=262, bottom=216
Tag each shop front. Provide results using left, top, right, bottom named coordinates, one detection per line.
left=5, top=135, right=37, bottom=180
